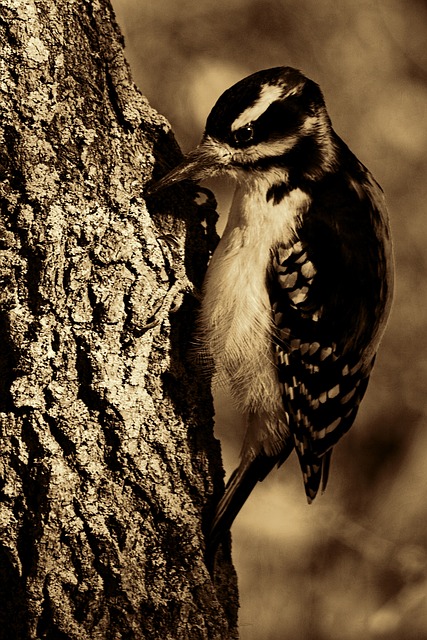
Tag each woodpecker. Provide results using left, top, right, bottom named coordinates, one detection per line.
left=152, top=67, right=394, bottom=550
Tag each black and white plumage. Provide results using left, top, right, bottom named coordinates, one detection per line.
left=152, top=67, right=394, bottom=550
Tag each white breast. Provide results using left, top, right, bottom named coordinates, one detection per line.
left=197, top=176, right=311, bottom=420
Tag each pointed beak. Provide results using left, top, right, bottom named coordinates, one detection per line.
left=149, top=138, right=228, bottom=194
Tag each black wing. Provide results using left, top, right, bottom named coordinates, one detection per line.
left=270, top=164, right=390, bottom=501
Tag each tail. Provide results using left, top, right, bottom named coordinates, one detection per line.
left=208, top=448, right=292, bottom=552
left=297, top=448, right=333, bottom=503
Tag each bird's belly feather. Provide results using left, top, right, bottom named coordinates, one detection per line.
left=197, top=181, right=311, bottom=451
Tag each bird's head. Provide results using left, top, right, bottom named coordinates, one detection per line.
left=151, top=66, right=337, bottom=192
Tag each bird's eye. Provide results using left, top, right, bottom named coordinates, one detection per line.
left=233, top=125, right=254, bottom=146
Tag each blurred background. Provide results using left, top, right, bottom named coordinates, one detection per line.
left=111, top=1, right=427, bottom=638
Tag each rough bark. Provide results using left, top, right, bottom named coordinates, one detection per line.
left=0, top=1, right=238, bottom=638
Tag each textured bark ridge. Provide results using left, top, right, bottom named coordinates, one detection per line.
left=0, top=1, right=238, bottom=638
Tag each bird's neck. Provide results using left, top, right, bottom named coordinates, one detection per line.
left=222, top=174, right=311, bottom=254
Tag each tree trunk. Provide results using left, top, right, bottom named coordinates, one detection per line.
left=0, top=1, right=238, bottom=638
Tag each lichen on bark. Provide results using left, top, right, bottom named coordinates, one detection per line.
left=0, top=1, right=238, bottom=638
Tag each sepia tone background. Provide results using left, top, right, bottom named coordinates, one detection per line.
left=111, top=1, right=427, bottom=638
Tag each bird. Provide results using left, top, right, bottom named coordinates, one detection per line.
left=151, top=66, right=394, bottom=551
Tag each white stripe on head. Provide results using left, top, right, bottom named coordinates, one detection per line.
left=201, top=135, right=299, bottom=166
left=235, top=137, right=300, bottom=161
left=231, top=83, right=286, bottom=131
